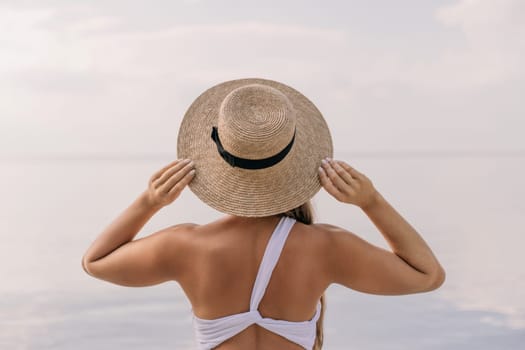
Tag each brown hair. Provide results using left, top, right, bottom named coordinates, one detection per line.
left=281, top=200, right=326, bottom=350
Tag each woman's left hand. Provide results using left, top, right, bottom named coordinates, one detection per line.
left=146, top=158, right=195, bottom=208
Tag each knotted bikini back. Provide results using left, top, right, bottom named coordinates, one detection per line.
left=192, top=215, right=322, bottom=350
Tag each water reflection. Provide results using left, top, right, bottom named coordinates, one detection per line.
left=1, top=155, right=523, bottom=349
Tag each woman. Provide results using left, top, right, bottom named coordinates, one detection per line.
left=82, top=78, right=446, bottom=350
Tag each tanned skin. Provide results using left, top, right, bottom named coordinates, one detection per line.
left=82, top=157, right=445, bottom=349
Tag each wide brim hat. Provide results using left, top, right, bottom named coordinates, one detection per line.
left=177, top=77, right=333, bottom=217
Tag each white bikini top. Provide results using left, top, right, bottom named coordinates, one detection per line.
left=191, top=215, right=322, bottom=349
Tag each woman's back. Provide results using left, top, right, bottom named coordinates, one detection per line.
left=82, top=78, right=445, bottom=349
left=178, top=214, right=330, bottom=349
left=83, top=186, right=445, bottom=348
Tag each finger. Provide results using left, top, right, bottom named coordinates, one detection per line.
left=153, top=159, right=191, bottom=188
left=150, top=159, right=182, bottom=184
left=319, top=166, right=345, bottom=201
left=322, top=160, right=351, bottom=193
left=168, top=168, right=195, bottom=196
left=330, top=159, right=356, bottom=185
left=163, top=161, right=194, bottom=191
left=338, top=161, right=364, bottom=181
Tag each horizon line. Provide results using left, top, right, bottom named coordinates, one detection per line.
left=1, top=149, right=525, bottom=162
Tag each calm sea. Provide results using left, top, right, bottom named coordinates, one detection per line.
left=1, top=153, right=524, bottom=349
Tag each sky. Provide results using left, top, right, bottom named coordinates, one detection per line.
left=1, top=0, right=524, bottom=158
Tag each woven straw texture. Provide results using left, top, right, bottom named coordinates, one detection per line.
left=177, top=77, right=333, bottom=217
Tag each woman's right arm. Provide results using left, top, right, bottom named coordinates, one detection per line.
left=318, top=158, right=446, bottom=295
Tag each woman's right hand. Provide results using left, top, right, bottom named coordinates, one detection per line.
left=318, top=158, right=379, bottom=209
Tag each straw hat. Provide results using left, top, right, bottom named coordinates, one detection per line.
left=177, top=77, right=333, bottom=217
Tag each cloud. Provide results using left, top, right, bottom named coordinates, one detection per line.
left=436, top=0, right=525, bottom=49
left=2, top=1, right=524, bottom=91
left=1, top=1, right=524, bottom=156
left=0, top=7, right=56, bottom=73
left=433, top=0, right=525, bottom=84
left=0, top=12, right=354, bottom=154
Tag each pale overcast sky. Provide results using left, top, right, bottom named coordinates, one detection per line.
left=1, top=0, right=524, bottom=157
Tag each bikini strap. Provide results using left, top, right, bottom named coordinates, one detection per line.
left=249, top=216, right=296, bottom=311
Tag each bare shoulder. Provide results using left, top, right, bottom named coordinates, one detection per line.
left=309, top=222, right=360, bottom=245
left=309, top=221, right=384, bottom=263
left=156, top=223, right=201, bottom=278
left=160, top=220, right=229, bottom=263
left=167, top=222, right=200, bottom=231
left=311, top=222, right=350, bottom=234
left=159, top=222, right=201, bottom=245
left=166, top=222, right=200, bottom=235
left=310, top=222, right=443, bottom=295
left=310, top=222, right=373, bottom=265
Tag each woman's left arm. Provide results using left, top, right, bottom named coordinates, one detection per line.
left=81, top=158, right=195, bottom=287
